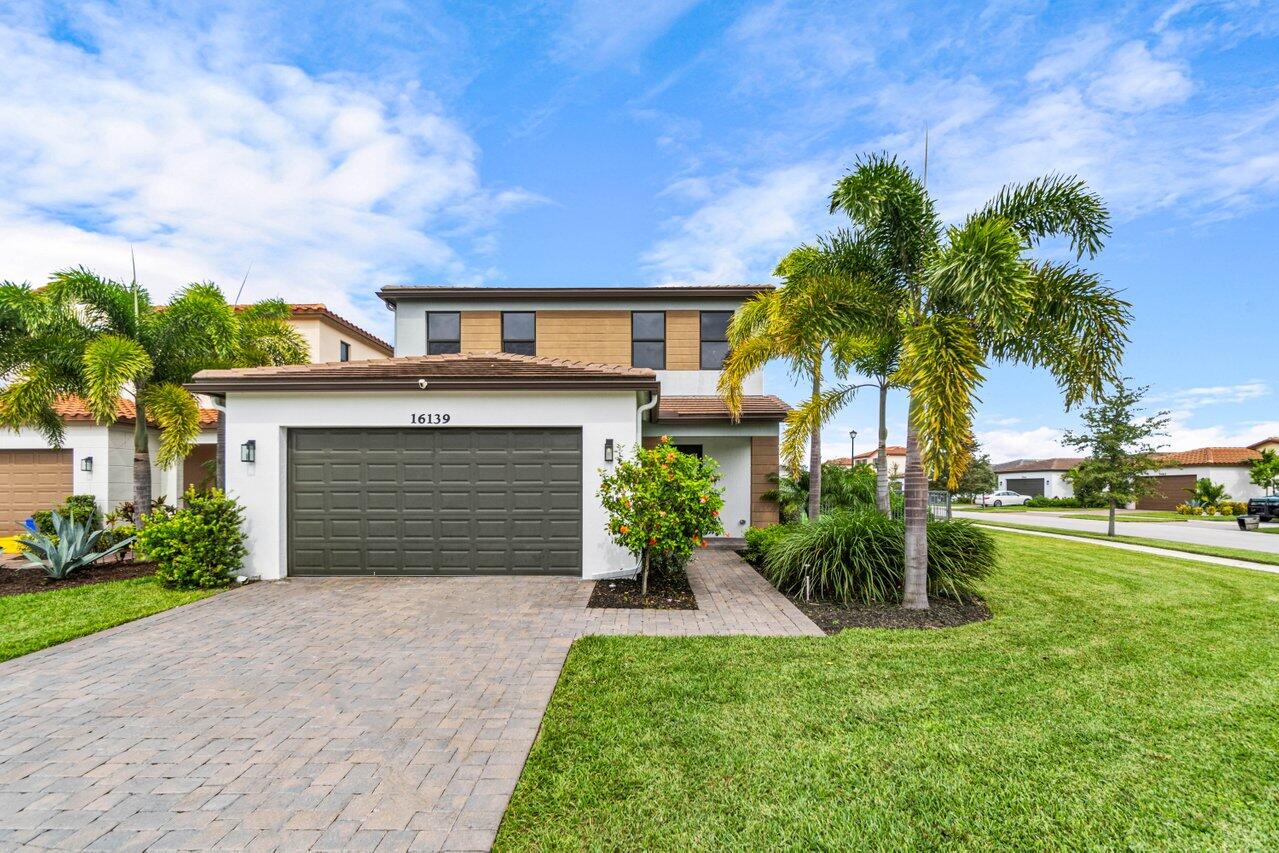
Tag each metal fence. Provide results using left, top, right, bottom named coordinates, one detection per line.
left=892, top=490, right=954, bottom=521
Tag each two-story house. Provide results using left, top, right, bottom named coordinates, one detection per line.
left=0, top=304, right=391, bottom=532
left=186, top=285, right=790, bottom=580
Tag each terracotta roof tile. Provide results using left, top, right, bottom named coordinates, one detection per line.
left=234, top=303, right=392, bottom=355
left=54, top=396, right=219, bottom=427
left=1154, top=447, right=1262, bottom=466
left=654, top=395, right=790, bottom=423
left=187, top=351, right=659, bottom=393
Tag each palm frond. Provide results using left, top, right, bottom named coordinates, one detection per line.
left=83, top=335, right=152, bottom=424
left=779, top=384, right=865, bottom=474
left=46, top=267, right=143, bottom=336
left=980, top=174, right=1111, bottom=260
left=147, top=281, right=236, bottom=382
left=829, top=153, right=940, bottom=285
left=897, top=315, right=985, bottom=485
left=928, top=216, right=1033, bottom=330
left=141, top=383, right=202, bottom=469
left=0, top=371, right=66, bottom=445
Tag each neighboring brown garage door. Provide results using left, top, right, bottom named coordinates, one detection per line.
left=1006, top=477, right=1045, bottom=497
left=288, top=428, right=582, bottom=576
left=1137, top=474, right=1197, bottom=511
left=0, top=449, right=73, bottom=533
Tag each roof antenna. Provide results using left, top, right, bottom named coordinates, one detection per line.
left=922, top=124, right=929, bottom=188
left=130, top=245, right=139, bottom=321
left=233, top=262, right=253, bottom=306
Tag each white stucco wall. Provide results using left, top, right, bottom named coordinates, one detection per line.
left=223, top=389, right=642, bottom=580
left=1161, top=466, right=1262, bottom=500
left=998, top=470, right=1074, bottom=498
left=1, top=423, right=119, bottom=513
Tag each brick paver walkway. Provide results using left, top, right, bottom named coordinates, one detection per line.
left=0, top=547, right=818, bottom=851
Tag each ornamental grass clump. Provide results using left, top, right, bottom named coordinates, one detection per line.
left=598, top=437, right=725, bottom=596
left=763, top=510, right=995, bottom=604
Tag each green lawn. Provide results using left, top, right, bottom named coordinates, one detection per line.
left=0, top=577, right=221, bottom=663
left=960, top=504, right=1038, bottom=512
left=498, top=534, right=1279, bottom=850
left=973, top=519, right=1279, bottom=567
left=1062, top=511, right=1186, bottom=523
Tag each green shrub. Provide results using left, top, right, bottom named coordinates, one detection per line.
left=1025, top=495, right=1108, bottom=509
left=743, top=523, right=797, bottom=564
left=137, top=487, right=246, bottom=590
left=32, top=494, right=102, bottom=536
left=17, top=512, right=134, bottom=580
left=98, top=523, right=138, bottom=562
left=763, top=509, right=996, bottom=604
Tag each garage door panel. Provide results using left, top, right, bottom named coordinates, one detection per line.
left=1006, top=478, right=1045, bottom=497
left=1137, top=474, right=1196, bottom=511
left=288, top=427, right=581, bottom=575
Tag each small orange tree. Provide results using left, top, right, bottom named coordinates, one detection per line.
left=598, top=436, right=725, bottom=596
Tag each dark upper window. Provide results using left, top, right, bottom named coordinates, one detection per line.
left=699, top=311, right=732, bottom=370
left=426, top=312, right=461, bottom=355
left=631, top=311, right=666, bottom=370
left=502, top=312, right=536, bottom=356
left=674, top=443, right=704, bottom=459
left=339, top=341, right=351, bottom=362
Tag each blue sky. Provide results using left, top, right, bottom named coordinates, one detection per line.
left=2, top=0, right=1277, bottom=461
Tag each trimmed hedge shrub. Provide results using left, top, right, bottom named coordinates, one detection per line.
left=762, top=510, right=996, bottom=604
left=33, top=494, right=102, bottom=536
left=138, top=487, right=246, bottom=590
left=743, top=523, right=797, bottom=565
left=1025, top=495, right=1107, bottom=509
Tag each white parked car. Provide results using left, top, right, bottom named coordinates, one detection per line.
left=977, top=490, right=1032, bottom=507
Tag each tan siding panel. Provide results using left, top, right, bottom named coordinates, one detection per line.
left=667, top=311, right=700, bottom=370
left=642, top=437, right=661, bottom=449
left=535, top=311, right=631, bottom=364
left=460, top=311, right=501, bottom=352
left=750, top=435, right=780, bottom=527
left=0, top=449, right=73, bottom=533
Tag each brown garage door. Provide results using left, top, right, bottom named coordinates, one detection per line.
left=0, top=449, right=73, bottom=533
left=1136, top=474, right=1196, bottom=511
left=1006, top=477, right=1045, bottom=497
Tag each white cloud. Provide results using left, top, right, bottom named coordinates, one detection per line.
left=1152, top=381, right=1271, bottom=411
left=976, top=426, right=1069, bottom=463
left=642, top=163, right=831, bottom=282
left=0, top=7, right=535, bottom=331
left=1088, top=41, right=1193, bottom=112
left=553, top=0, right=702, bottom=68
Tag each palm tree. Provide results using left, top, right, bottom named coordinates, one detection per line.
left=794, top=154, right=1131, bottom=608
left=719, top=251, right=871, bottom=520
left=0, top=268, right=306, bottom=516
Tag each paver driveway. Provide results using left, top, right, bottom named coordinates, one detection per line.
left=0, top=548, right=817, bottom=851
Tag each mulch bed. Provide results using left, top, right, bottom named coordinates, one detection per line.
left=588, top=570, right=698, bottom=610
left=0, top=557, right=155, bottom=598
left=742, top=553, right=990, bottom=634
left=792, top=595, right=990, bottom=634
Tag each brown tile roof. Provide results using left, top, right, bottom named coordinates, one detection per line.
left=234, top=303, right=392, bottom=356
left=1154, top=447, right=1262, bottom=466
left=992, top=457, right=1085, bottom=474
left=187, top=352, right=659, bottom=393
left=377, top=284, right=774, bottom=306
left=55, top=396, right=219, bottom=427
left=654, top=395, right=791, bottom=423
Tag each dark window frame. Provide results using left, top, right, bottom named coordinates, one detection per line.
left=674, top=443, right=704, bottom=459
left=630, top=310, right=666, bottom=370
left=425, top=311, right=462, bottom=355
left=502, top=311, right=536, bottom=356
left=339, top=341, right=351, bottom=362
left=699, top=310, right=732, bottom=370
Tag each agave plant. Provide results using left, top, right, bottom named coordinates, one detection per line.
left=20, top=511, right=136, bottom=580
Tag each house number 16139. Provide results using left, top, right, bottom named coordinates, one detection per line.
left=410, top=413, right=451, bottom=425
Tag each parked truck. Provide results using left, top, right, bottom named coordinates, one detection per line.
left=1246, top=496, right=1279, bottom=522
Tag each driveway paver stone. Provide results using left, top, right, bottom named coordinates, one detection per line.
left=0, top=546, right=817, bottom=851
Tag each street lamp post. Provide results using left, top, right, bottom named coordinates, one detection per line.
left=849, top=429, right=858, bottom=466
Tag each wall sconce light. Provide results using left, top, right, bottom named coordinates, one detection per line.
left=604, top=438, right=614, bottom=463
left=240, top=440, right=256, bottom=463
left=80, top=456, right=93, bottom=473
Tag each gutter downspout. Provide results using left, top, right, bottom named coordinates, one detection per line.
left=208, top=396, right=227, bottom=491
left=592, top=390, right=661, bottom=582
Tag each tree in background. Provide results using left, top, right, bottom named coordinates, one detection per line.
left=1250, top=449, right=1279, bottom=495
left=1062, top=380, right=1169, bottom=536
left=598, top=438, right=725, bottom=597
left=931, top=439, right=996, bottom=501
left=0, top=269, right=306, bottom=516
left=793, top=154, right=1129, bottom=608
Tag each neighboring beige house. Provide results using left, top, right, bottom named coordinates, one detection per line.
left=1250, top=437, right=1279, bottom=454
left=830, top=445, right=907, bottom=478
left=0, top=304, right=391, bottom=532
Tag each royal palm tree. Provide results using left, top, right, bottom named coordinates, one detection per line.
left=0, top=268, right=306, bottom=515
left=793, top=154, right=1131, bottom=608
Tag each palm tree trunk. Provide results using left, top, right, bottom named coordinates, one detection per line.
left=132, top=394, right=152, bottom=521
left=807, top=368, right=822, bottom=521
left=875, top=380, right=890, bottom=516
left=902, top=393, right=929, bottom=609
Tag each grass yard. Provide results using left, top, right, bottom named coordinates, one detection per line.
left=0, top=577, right=221, bottom=663
left=1062, top=511, right=1186, bottom=522
left=959, top=504, right=1038, bottom=512
left=973, top=519, right=1279, bottom=567
left=498, top=533, right=1279, bottom=850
